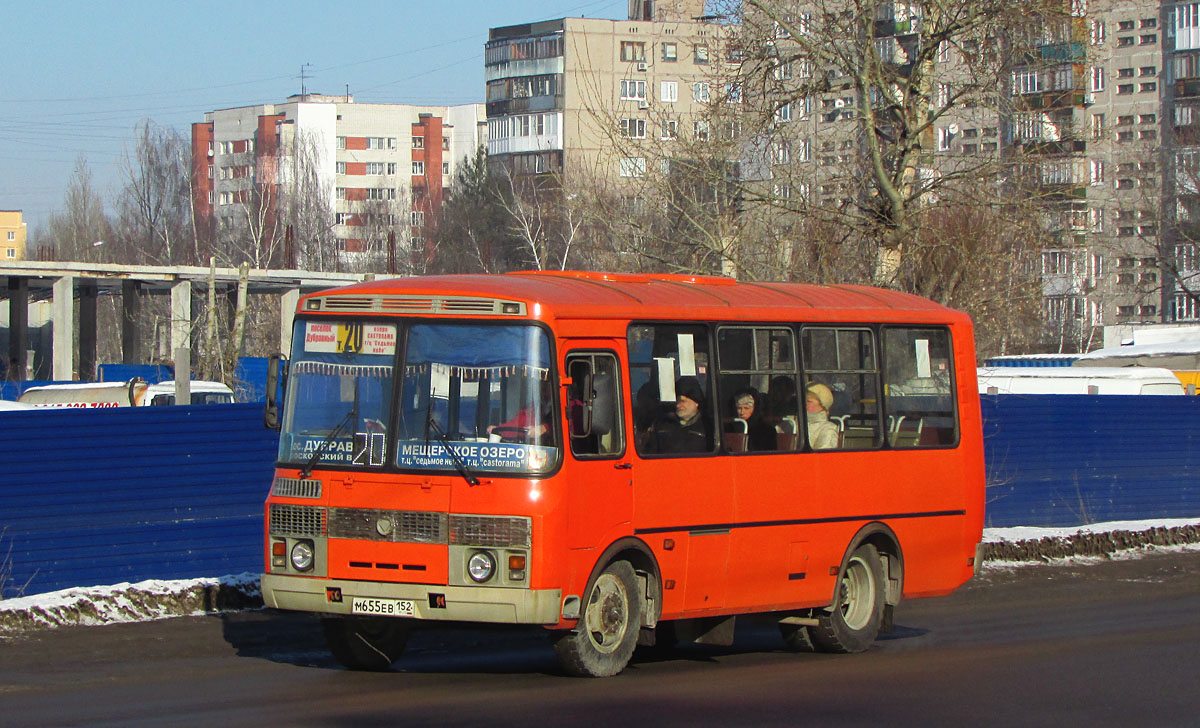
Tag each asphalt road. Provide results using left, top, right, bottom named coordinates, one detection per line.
left=2, top=549, right=1199, bottom=728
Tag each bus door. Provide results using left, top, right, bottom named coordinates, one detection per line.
left=627, top=324, right=733, bottom=614
left=563, top=349, right=632, bottom=550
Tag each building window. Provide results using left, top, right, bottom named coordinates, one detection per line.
left=1117, top=36, right=1134, bottom=47
left=692, top=82, right=710, bottom=103
left=1140, top=66, right=1157, bottom=77
left=336, top=187, right=347, bottom=200
left=1090, top=20, right=1106, bottom=44
left=661, top=119, right=678, bottom=139
left=1139, top=114, right=1157, bottom=124
left=1140, top=129, right=1157, bottom=140
left=1117, top=84, right=1134, bottom=95
left=620, top=118, right=647, bottom=139
left=619, top=157, right=646, bottom=177
left=389, top=138, right=398, bottom=149
left=442, top=162, right=450, bottom=175
left=662, top=42, right=677, bottom=61
left=1013, top=70, right=1042, bottom=94
left=1140, top=82, right=1157, bottom=92
left=412, top=136, right=424, bottom=149
left=775, top=102, right=792, bottom=123
left=366, top=162, right=385, bottom=175
left=620, top=41, right=646, bottom=62
left=1140, top=34, right=1157, bottom=45
left=660, top=81, right=678, bottom=103
left=1092, top=114, right=1105, bottom=138
left=693, top=120, right=710, bottom=141
left=6, top=232, right=13, bottom=241
left=412, top=161, right=425, bottom=175
left=1090, top=67, right=1105, bottom=92
left=388, top=163, right=397, bottom=175
left=336, top=137, right=346, bottom=150
left=694, top=44, right=709, bottom=64
left=938, top=40, right=951, bottom=62
left=1119, top=20, right=1135, bottom=31
left=367, top=137, right=385, bottom=149
left=336, top=162, right=347, bottom=174
left=411, top=210, right=425, bottom=227
left=1118, top=67, right=1134, bottom=78
left=620, top=79, right=647, bottom=100
left=1090, top=159, right=1105, bottom=184
left=936, top=82, right=951, bottom=108
left=5, top=249, right=13, bottom=259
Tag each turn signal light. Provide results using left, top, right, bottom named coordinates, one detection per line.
left=508, top=555, right=526, bottom=570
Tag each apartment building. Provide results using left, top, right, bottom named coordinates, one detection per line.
left=0, top=210, right=28, bottom=261
left=192, top=95, right=485, bottom=268
left=485, top=0, right=732, bottom=183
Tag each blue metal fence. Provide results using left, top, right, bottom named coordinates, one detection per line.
left=2, top=396, right=1199, bottom=597
left=0, top=405, right=277, bottom=597
left=980, top=394, right=1200, bottom=527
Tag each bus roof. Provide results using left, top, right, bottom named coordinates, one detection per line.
left=300, top=271, right=965, bottom=324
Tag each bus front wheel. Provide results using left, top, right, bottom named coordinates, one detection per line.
left=810, top=543, right=886, bottom=653
left=554, top=560, right=642, bottom=677
left=322, top=616, right=410, bottom=671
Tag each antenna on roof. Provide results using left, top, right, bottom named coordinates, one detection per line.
left=299, top=63, right=313, bottom=100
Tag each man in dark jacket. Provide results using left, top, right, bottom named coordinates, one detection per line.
left=645, top=376, right=709, bottom=454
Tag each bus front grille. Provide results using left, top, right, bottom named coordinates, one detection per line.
left=328, top=508, right=447, bottom=543
left=269, top=504, right=327, bottom=536
left=270, top=477, right=322, bottom=499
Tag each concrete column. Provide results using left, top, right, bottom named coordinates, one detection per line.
left=79, top=281, right=98, bottom=381
left=7, top=277, right=28, bottom=381
left=52, top=276, right=75, bottom=380
left=280, top=288, right=299, bottom=357
left=121, top=280, right=142, bottom=364
left=170, top=280, right=192, bottom=383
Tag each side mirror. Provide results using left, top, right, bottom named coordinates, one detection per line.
left=264, top=353, right=288, bottom=430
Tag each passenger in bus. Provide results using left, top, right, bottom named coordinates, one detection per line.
left=733, top=388, right=775, bottom=451
left=645, top=376, right=709, bottom=454
left=805, top=383, right=840, bottom=450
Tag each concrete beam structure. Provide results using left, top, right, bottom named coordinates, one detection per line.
left=0, top=261, right=388, bottom=381
left=51, top=276, right=74, bottom=380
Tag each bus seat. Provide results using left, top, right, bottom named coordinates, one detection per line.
left=776, top=433, right=799, bottom=451
left=889, top=417, right=923, bottom=448
left=723, top=432, right=749, bottom=452
left=840, top=426, right=878, bottom=449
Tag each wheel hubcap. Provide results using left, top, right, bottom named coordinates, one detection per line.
left=838, top=555, right=876, bottom=631
left=584, top=573, right=628, bottom=653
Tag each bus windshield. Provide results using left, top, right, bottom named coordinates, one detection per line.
left=394, top=323, right=557, bottom=476
left=278, top=321, right=398, bottom=469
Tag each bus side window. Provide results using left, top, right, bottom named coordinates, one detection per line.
left=883, top=327, right=957, bottom=447
left=716, top=326, right=799, bottom=452
left=566, top=352, right=624, bottom=458
left=801, top=327, right=882, bottom=450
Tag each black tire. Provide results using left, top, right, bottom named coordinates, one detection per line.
left=810, top=543, right=886, bottom=654
left=554, top=560, right=642, bottom=677
left=779, top=621, right=816, bottom=652
left=322, top=616, right=410, bottom=671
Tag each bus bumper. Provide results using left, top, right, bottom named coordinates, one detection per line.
left=261, top=573, right=563, bottom=625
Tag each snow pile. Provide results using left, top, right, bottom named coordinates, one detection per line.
left=983, top=519, right=1200, bottom=562
left=0, top=572, right=260, bottom=635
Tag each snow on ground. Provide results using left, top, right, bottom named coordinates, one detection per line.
left=2, top=519, right=1199, bottom=636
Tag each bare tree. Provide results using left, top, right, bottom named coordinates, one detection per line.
left=33, top=156, right=113, bottom=262
left=116, top=121, right=193, bottom=265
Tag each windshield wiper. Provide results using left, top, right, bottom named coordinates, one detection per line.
left=298, top=410, right=354, bottom=479
left=426, top=415, right=480, bottom=486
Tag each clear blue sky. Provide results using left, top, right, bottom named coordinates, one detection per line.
left=1, top=0, right=630, bottom=233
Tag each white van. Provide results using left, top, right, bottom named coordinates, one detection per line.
left=18, top=379, right=235, bottom=408
left=976, top=366, right=1185, bottom=395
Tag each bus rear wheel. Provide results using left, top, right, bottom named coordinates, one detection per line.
left=554, top=560, right=642, bottom=677
left=810, top=543, right=886, bottom=654
left=322, top=616, right=410, bottom=671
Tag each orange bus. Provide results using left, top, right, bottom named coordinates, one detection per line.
left=261, top=271, right=985, bottom=677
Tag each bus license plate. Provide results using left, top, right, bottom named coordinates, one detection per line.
left=351, top=597, right=415, bottom=617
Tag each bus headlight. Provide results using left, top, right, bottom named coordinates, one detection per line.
left=467, top=551, right=496, bottom=583
left=290, top=540, right=315, bottom=572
